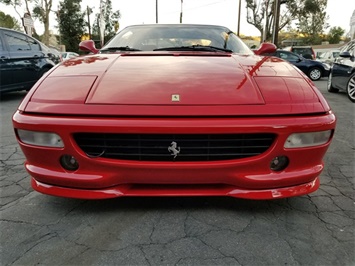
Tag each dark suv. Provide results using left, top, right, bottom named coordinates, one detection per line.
left=0, top=27, right=57, bottom=94
left=283, top=46, right=316, bottom=60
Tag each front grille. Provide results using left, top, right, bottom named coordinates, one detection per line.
left=73, top=133, right=276, bottom=162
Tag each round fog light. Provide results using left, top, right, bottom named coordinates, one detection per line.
left=270, top=156, right=289, bottom=171
left=60, top=155, right=79, bottom=171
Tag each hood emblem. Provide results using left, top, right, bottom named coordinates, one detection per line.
left=172, top=94, right=180, bottom=102
left=168, top=141, right=180, bottom=158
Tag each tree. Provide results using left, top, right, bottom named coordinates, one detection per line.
left=296, top=0, right=328, bottom=44
left=0, top=0, right=46, bottom=41
left=0, top=0, right=26, bottom=20
left=245, top=0, right=302, bottom=42
left=92, top=0, right=121, bottom=45
left=0, top=11, right=21, bottom=30
left=103, top=0, right=121, bottom=40
left=32, top=0, right=53, bottom=45
left=0, top=0, right=32, bottom=30
left=57, top=0, right=85, bottom=52
left=327, top=27, right=345, bottom=44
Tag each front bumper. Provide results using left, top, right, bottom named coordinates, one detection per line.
left=31, top=176, right=320, bottom=200
left=13, top=111, right=336, bottom=199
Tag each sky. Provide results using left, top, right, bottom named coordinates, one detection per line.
left=0, top=0, right=354, bottom=37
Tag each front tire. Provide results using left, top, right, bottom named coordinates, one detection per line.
left=327, top=72, right=339, bottom=93
left=308, top=67, right=322, bottom=81
left=346, top=73, right=355, bottom=103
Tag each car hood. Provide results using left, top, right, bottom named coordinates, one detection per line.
left=22, top=53, right=329, bottom=116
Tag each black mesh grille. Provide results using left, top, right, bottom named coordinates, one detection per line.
left=73, top=133, right=276, bottom=162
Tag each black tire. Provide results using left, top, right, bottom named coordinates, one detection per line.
left=346, top=73, right=355, bottom=103
left=327, top=72, right=339, bottom=93
left=308, top=67, right=322, bottom=81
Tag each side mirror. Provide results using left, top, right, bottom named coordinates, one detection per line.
left=254, top=42, right=277, bottom=55
left=79, top=40, right=99, bottom=54
left=339, top=51, right=351, bottom=58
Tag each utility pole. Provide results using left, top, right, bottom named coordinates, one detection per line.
left=272, top=0, right=281, bottom=46
left=99, top=0, right=106, bottom=47
left=237, top=0, right=241, bottom=36
left=87, top=6, right=92, bottom=40
left=180, top=0, right=183, bottom=23
left=156, top=0, right=158, bottom=23
left=262, top=0, right=269, bottom=42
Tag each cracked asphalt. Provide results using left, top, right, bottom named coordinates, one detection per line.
left=0, top=79, right=354, bottom=266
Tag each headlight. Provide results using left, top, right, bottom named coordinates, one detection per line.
left=16, top=129, right=64, bottom=148
left=284, top=130, right=332, bottom=148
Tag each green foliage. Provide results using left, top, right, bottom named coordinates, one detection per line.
left=0, top=0, right=43, bottom=39
left=0, top=0, right=22, bottom=6
left=0, top=11, right=21, bottom=30
left=245, top=0, right=303, bottom=41
left=91, top=0, right=121, bottom=45
left=32, top=5, right=46, bottom=24
left=57, top=0, right=85, bottom=52
left=29, top=0, right=53, bottom=45
left=327, top=27, right=345, bottom=44
left=296, top=0, right=328, bottom=44
left=246, top=0, right=333, bottom=45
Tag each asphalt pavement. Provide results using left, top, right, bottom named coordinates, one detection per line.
left=0, top=78, right=354, bottom=266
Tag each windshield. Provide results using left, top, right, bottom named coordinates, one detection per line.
left=102, top=24, right=253, bottom=55
left=332, top=51, right=340, bottom=58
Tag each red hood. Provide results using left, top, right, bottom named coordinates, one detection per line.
left=22, top=53, right=328, bottom=116
left=87, top=54, right=264, bottom=105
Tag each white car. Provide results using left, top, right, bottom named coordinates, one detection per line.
left=317, top=50, right=340, bottom=65
left=61, top=52, right=79, bottom=61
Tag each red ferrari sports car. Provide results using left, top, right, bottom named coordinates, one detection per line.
left=13, top=24, right=336, bottom=200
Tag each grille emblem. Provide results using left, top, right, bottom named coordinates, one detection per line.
left=168, top=141, right=180, bottom=158
left=172, top=94, right=180, bottom=102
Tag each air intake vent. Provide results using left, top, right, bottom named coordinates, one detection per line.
left=74, top=133, right=275, bottom=162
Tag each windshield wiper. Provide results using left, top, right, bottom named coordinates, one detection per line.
left=101, top=46, right=141, bottom=52
left=153, top=45, right=233, bottom=53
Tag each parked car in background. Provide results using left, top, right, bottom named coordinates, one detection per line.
left=283, top=46, right=316, bottom=59
left=12, top=24, right=336, bottom=200
left=260, top=50, right=330, bottom=81
left=317, top=49, right=340, bottom=65
left=62, top=51, right=79, bottom=60
left=327, top=40, right=355, bottom=102
left=0, top=27, right=56, bottom=94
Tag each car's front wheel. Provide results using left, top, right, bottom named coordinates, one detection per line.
left=308, top=67, right=322, bottom=81
left=327, top=72, right=339, bottom=93
left=346, top=73, right=355, bottom=103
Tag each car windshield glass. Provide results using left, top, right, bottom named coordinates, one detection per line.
left=101, top=25, right=253, bottom=55
left=293, top=48, right=312, bottom=55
